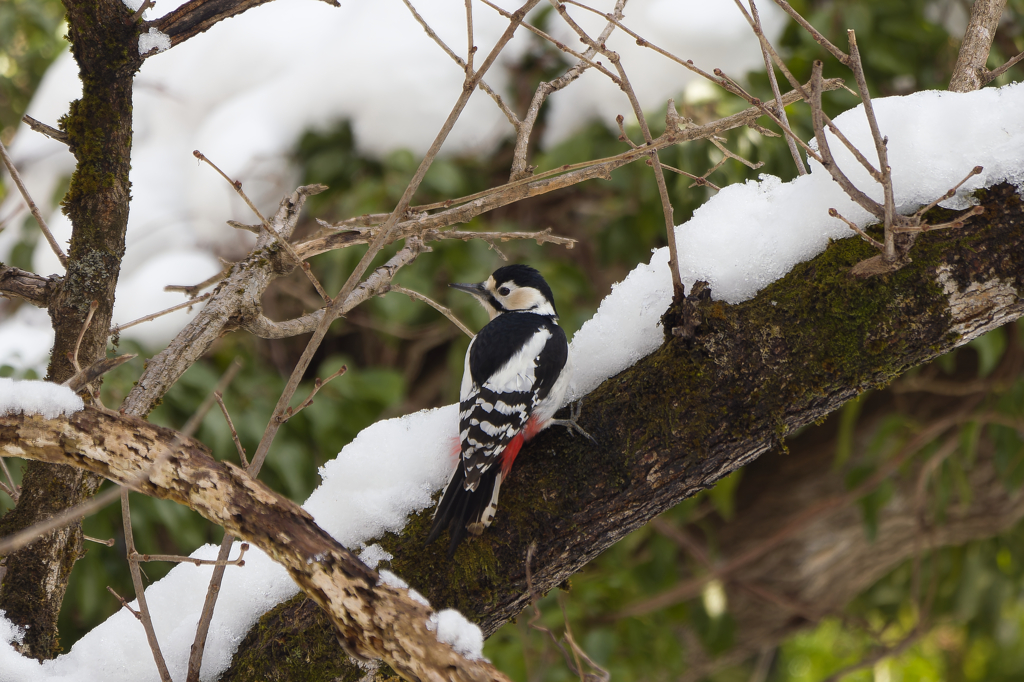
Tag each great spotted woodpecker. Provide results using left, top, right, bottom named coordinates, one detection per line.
left=427, top=264, right=591, bottom=556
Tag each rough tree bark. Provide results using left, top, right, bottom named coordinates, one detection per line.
left=0, top=0, right=142, bottom=660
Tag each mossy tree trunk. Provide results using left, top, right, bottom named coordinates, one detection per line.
left=0, top=0, right=141, bottom=660
left=222, top=184, right=1024, bottom=681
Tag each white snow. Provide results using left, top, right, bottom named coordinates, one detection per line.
left=138, top=28, right=171, bottom=56
left=0, top=378, right=84, bottom=419
left=358, top=544, right=393, bottom=570
left=426, top=609, right=485, bottom=661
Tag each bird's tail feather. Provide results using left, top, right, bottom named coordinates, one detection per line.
left=426, top=465, right=502, bottom=558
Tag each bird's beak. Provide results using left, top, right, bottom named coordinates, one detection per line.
left=449, top=281, right=488, bottom=298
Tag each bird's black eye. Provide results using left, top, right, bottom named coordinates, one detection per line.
left=498, top=286, right=511, bottom=296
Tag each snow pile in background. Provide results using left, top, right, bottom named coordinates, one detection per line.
left=427, top=610, right=485, bottom=661
left=0, top=0, right=783, bottom=370
left=0, top=378, right=83, bottom=419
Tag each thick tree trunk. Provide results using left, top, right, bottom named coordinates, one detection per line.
left=0, top=0, right=140, bottom=659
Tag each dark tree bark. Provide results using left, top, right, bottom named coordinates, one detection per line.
left=221, top=184, right=1024, bottom=680
left=0, top=0, right=142, bottom=659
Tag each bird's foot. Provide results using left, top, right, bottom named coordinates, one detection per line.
left=550, top=400, right=597, bottom=444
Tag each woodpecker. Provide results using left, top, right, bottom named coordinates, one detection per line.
left=427, top=264, right=591, bottom=556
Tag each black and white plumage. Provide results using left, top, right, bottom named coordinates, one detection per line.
left=427, top=265, right=575, bottom=556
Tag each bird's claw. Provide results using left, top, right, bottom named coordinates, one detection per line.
left=551, top=400, right=597, bottom=444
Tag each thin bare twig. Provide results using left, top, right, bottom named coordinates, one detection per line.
left=401, top=0, right=519, bottom=127
left=734, top=0, right=805, bottom=173
left=133, top=543, right=248, bottom=567
left=911, top=166, right=984, bottom=219
left=276, top=365, right=348, bottom=423
left=551, top=0, right=682, bottom=295
left=465, top=0, right=475, bottom=75
left=21, top=115, right=69, bottom=145
left=193, top=150, right=332, bottom=304
left=84, top=535, right=115, bottom=546
left=107, top=586, right=141, bottom=619
left=120, top=488, right=172, bottom=681
left=63, top=353, right=137, bottom=392
left=847, top=30, right=896, bottom=262
left=0, top=456, right=18, bottom=502
left=981, top=49, right=1024, bottom=85
left=767, top=0, right=850, bottom=64
left=215, top=392, right=248, bottom=468
left=388, top=285, right=474, bottom=338
left=829, top=208, right=883, bottom=250
left=0, top=137, right=68, bottom=268
left=165, top=264, right=231, bottom=297
left=110, top=291, right=213, bottom=336
left=69, top=300, right=99, bottom=374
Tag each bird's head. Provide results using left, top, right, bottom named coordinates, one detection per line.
left=450, top=264, right=558, bottom=320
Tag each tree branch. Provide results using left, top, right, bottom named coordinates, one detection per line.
left=0, top=406, right=510, bottom=682
left=222, top=183, right=1024, bottom=678
left=0, top=264, right=59, bottom=307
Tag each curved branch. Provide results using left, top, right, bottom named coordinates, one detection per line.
left=0, top=406, right=508, bottom=682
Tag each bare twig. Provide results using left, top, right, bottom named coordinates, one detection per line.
left=277, top=365, right=348, bottom=423
left=829, top=208, right=883, bottom=250
left=551, top=0, right=683, bottom=296
left=388, top=284, right=474, bottom=338
left=69, top=300, right=99, bottom=374
left=110, top=291, right=213, bottom=335
left=0, top=137, right=69, bottom=269
left=767, top=0, right=850, bottom=64
left=133, top=543, right=248, bottom=567
left=980, top=49, right=1024, bottom=86
left=401, top=0, right=519, bottom=127
left=0, top=456, right=18, bottom=502
left=107, top=586, right=141, bottom=619
left=661, top=162, right=721, bottom=191
left=911, top=165, right=984, bottom=219
left=21, top=115, right=69, bottom=145
left=895, top=205, right=985, bottom=234
left=193, top=150, right=331, bottom=304
left=165, top=264, right=231, bottom=297
left=119, top=361, right=240, bottom=682
left=464, top=0, right=475, bottom=75
left=491, top=0, right=626, bottom=180
left=215, top=392, right=248, bottom=468
left=120, top=488, right=172, bottom=682
left=734, top=0, right=805, bottom=173
left=847, top=30, right=896, bottom=262
left=84, top=535, right=115, bottom=546
left=63, top=353, right=137, bottom=392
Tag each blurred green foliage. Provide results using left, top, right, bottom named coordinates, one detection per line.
left=2, top=0, right=1024, bottom=678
